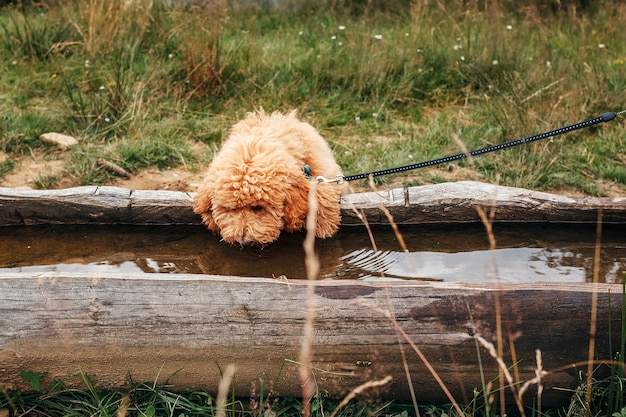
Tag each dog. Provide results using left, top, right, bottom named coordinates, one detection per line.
left=193, top=110, right=344, bottom=247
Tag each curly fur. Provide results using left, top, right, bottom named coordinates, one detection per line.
left=193, top=110, right=344, bottom=246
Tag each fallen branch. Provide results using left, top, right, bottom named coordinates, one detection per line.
left=96, top=158, right=131, bottom=179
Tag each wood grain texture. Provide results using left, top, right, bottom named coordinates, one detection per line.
left=340, top=182, right=626, bottom=225
left=0, top=186, right=197, bottom=225
left=1, top=181, right=624, bottom=403
left=1, top=181, right=623, bottom=226
left=0, top=272, right=621, bottom=405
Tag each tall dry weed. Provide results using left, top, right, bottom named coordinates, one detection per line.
left=585, top=208, right=603, bottom=413
left=299, top=182, right=320, bottom=417
left=71, top=0, right=153, bottom=59
left=171, top=0, right=226, bottom=98
left=358, top=170, right=573, bottom=415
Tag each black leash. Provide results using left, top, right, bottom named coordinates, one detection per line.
left=316, top=110, right=624, bottom=184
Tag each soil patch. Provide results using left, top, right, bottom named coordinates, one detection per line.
left=0, top=156, right=69, bottom=190
left=110, top=167, right=203, bottom=192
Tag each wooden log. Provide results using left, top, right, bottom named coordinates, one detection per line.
left=0, top=181, right=624, bottom=404
left=340, top=181, right=626, bottom=225
left=0, top=181, right=624, bottom=226
left=0, top=186, right=198, bottom=225
left=0, top=272, right=622, bottom=406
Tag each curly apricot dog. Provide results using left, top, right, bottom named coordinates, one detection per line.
left=193, top=110, right=344, bottom=246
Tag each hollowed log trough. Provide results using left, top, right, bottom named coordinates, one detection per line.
left=1, top=181, right=625, bottom=405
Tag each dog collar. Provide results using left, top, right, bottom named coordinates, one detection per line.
left=303, top=164, right=312, bottom=179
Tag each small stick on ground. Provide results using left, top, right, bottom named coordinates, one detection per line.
left=96, top=158, right=131, bottom=179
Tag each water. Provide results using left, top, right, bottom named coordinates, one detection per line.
left=0, top=223, right=624, bottom=283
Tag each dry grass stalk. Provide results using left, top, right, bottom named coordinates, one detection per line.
left=116, top=394, right=130, bottom=417
left=328, top=376, right=393, bottom=417
left=585, top=208, right=603, bottom=415
left=368, top=175, right=407, bottom=252
left=518, top=349, right=546, bottom=411
left=508, top=330, right=521, bottom=388
left=473, top=324, right=549, bottom=416
left=361, top=299, right=465, bottom=416
left=344, top=196, right=384, bottom=276
left=521, top=78, right=564, bottom=103
left=476, top=335, right=528, bottom=416
left=215, top=364, right=235, bottom=417
left=173, top=1, right=225, bottom=98
left=299, top=182, right=320, bottom=417
left=343, top=182, right=375, bottom=250
left=475, top=204, right=507, bottom=412
left=395, top=328, right=420, bottom=417
left=72, top=0, right=153, bottom=58
left=345, top=188, right=422, bottom=412
left=349, top=204, right=378, bottom=252
left=451, top=132, right=474, bottom=165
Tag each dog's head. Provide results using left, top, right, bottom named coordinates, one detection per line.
left=202, top=138, right=310, bottom=247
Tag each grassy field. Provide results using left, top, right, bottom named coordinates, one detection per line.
left=0, top=0, right=624, bottom=195
left=1, top=1, right=626, bottom=416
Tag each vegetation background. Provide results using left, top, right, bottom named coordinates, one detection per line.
left=1, top=0, right=626, bottom=416
left=0, top=0, right=624, bottom=196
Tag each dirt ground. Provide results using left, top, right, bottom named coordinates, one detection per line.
left=1, top=150, right=625, bottom=197
left=107, top=167, right=204, bottom=192
left=0, top=151, right=205, bottom=193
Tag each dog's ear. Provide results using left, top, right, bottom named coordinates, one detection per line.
left=282, top=176, right=310, bottom=233
left=313, top=184, right=342, bottom=238
left=193, top=186, right=219, bottom=232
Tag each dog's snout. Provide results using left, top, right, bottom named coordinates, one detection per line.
left=237, top=230, right=254, bottom=248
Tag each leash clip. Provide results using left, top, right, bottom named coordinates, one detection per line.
left=315, top=175, right=345, bottom=185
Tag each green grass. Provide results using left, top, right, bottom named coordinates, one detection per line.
left=1, top=369, right=404, bottom=417
left=0, top=0, right=624, bottom=194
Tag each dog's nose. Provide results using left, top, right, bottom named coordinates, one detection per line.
left=238, top=231, right=252, bottom=248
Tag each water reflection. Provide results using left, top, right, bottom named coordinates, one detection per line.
left=340, top=248, right=586, bottom=282
left=0, top=223, right=624, bottom=283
